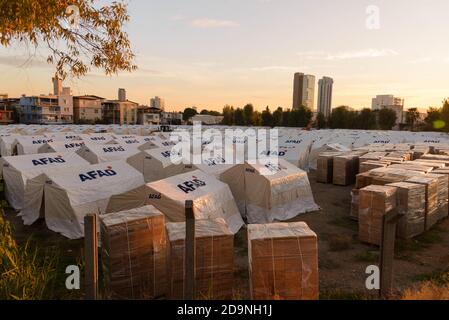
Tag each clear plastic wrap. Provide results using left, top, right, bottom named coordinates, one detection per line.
left=359, top=185, right=397, bottom=245
left=165, top=218, right=234, bottom=300
left=100, top=205, right=167, bottom=299
left=247, top=222, right=318, bottom=300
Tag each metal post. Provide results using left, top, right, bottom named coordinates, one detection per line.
left=379, top=209, right=403, bottom=299
left=184, top=200, right=195, bottom=300
left=84, top=213, right=98, bottom=300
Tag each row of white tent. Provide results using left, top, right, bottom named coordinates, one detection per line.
left=1, top=149, right=318, bottom=239
left=3, top=127, right=449, bottom=171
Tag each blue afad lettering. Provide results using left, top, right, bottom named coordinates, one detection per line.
left=177, top=178, right=207, bottom=194
left=32, top=156, right=66, bottom=166
left=65, top=142, right=84, bottom=149
left=32, top=139, right=53, bottom=144
left=124, top=139, right=139, bottom=144
left=79, top=169, right=117, bottom=182
left=260, top=150, right=286, bottom=157
left=285, top=139, right=302, bottom=144
left=103, top=146, right=125, bottom=153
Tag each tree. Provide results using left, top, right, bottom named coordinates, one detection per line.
left=424, top=107, right=443, bottom=131
left=252, top=111, right=262, bottom=126
left=405, top=108, right=420, bottom=131
left=243, top=104, right=254, bottom=126
left=272, top=107, right=283, bottom=127
left=377, top=108, right=397, bottom=130
left=356, top=108, right=377, bottom=130
left=183, top=107, right=197, bottom=122
left=440, top=99, right=449, bottom=132
left=282, top=110, right=291, bottom=127
left=0, top=0, right=136, bottom=78
left=222, top=105, right=234, bottom=125
left=234, top=108, right=245, bottom=126
left=315, top=112, right=326, bottom=129
left=329, top=106, right=354, bottom=129
left=261, top=106, right=273, bottom=127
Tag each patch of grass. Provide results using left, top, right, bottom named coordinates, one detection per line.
left=329, top=217, right=358, bottom=232
left=320, top=289, right=371, bottom=300
left=328, top=234, right=353, bottom=251
left=412, top=269, right=449, bottom=286
left=402, top=282, right=449, bottom=300
left=395, top=227, right=444, bottom=257
left=355, top=250, right=379, bottom=263
left=0, top=207, right=84, bottom=300
left=319, top=257, right=341, bottom=270
left=0, top=210, right=59, bottom=300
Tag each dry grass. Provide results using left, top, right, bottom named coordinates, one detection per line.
left=0, top=208, right=59, bottom=300
left=402, top=282, right=449, bottom=300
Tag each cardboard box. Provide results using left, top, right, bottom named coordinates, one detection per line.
left=333, top=154, right=359, bottom=186
left=405, top=176, right=439, bottom=230
left=166, top=219, right=234, bottom=300
left=316, top=152, right=341, bottom=183
left=359, top=185, right=397, bottom=245
left=248, top=222, right=318, bottom=300
left=387, top=182, right=426, bottom=239
left=100, top=205, right=167, bottom=299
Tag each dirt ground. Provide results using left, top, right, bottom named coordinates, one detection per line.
left=4, top=170, right=449, bottom=299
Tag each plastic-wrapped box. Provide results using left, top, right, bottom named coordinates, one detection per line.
left=405, top=176, right=439, bottom=230
left=166, top=219, right=234, bottom=300
left=359, top=160, right=389, bottom=173
left=100, top=205, right=167, bottom=299
left=316, top=152, right=341, bottom=183
left=426, top=173, right=449, bottom=221
left=363, top=168, right=424, bottom=186
left=333, top=154, right=359, bottom=186
left=387, top=182, right=426, bottom=239
left=248, top=222, right=318, bottom=300
left=359, top=185, right=397, bottom=245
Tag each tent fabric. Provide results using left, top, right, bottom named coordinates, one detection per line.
left=44, top=160, right=146, bottom=239
left=192, top=153, right=246, bottom=215
left=14, top=136, right=56, bottom=155
left=244, top=159, right=319, bottom=224
left=2, top=152, right=89, bottom=212
left=76, top=143, right=141, bottom=164
left=145, top=169, right=244, bottom=234
left=140, top=146, right=195, bottom=182
left=38, top=141, right=86, bottom=153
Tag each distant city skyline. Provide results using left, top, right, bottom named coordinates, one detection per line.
left=1, top=0, right=449, bottom=111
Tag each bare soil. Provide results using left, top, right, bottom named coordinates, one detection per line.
left=4, top=170, right=449, bottom=299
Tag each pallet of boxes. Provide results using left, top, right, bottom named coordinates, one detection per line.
left=356, top=165, right=449, bottom=245
left=247, top=222, right=319, bottom=300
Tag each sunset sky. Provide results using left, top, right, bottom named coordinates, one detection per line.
left=1, top=0, right=449, bottom=112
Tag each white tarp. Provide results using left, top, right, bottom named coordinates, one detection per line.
left=2, top=152, right=89, bottom=211
left=140, top=146, right=194, bottom=182
left=44, top=161, right=146, bottom=239
left=38, top=141, right=86, bottom=153
left=145, top=169, right=244, bottom=234
left=244, top=159, right=319, bottom=224
left=14, top=136, right=56, bottom=155
left=76, top=143, right=141, bottom=164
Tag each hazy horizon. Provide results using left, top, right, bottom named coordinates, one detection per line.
left=1, top=0, right=449, bottom=112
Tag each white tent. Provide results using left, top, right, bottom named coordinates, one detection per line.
left=145, top=169, right=244, bottom=234
left=244, top=159, right=319, bottom=224
left=2, top=152, right=89, bottom=211
left=140, top=146, right=194, bottom=182
left=0, top=135, right=20, bottom=157
left=192, top=153, right=246, bottom=214
left=76, top=143, right=141, bottom=164
left=38, top=141, right=86, bottom=153
left=14, top=136, right=56, bottom=155
left=44, top=161, right=146, bottom=239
